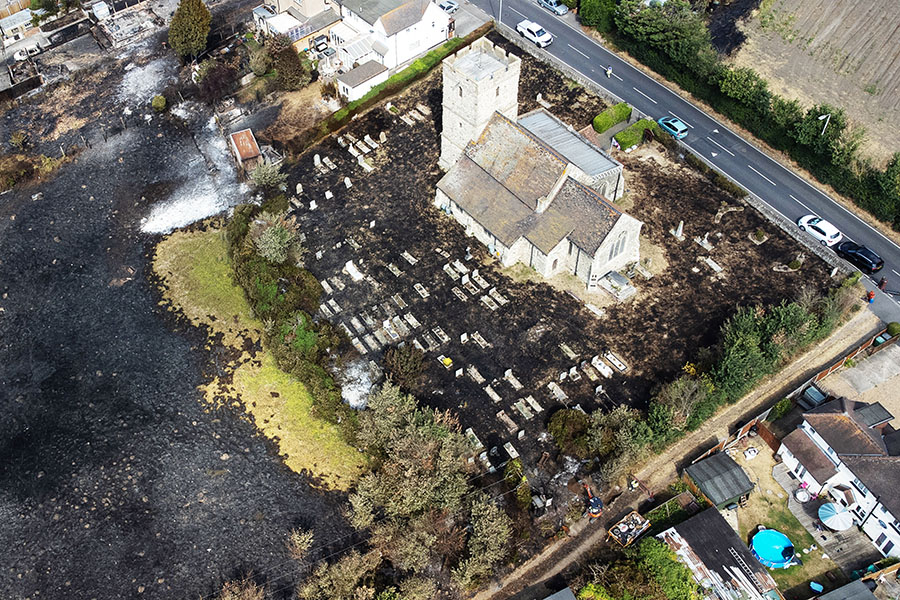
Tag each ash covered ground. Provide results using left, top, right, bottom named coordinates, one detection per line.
left=0, top=50, right=352, bottom=600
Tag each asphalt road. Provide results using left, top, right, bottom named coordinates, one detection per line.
left=463, top=0, right=900, bottom=322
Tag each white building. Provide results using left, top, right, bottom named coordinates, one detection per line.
left=331, top=0, right=451, bottom=70
left=434, top=38, right=639, bottom=289
left=778, top=397, right=900, bottom=558
left=336, top=59, right=388, bottom=101
left=253, top=0, right=340, bottom=53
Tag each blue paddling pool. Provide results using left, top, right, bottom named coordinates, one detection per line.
left=751, top=529, right=796, bottom=569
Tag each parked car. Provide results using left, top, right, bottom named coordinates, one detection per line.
left=438, top=0, right=459, bottom=13
left=538, top=0, right=569, bottom=16
left=836, top=241, right=884, bottom=274
left=797, top=214, right=842, bottom=246
left=657, top=116, right=689, bottom=140
left=516, top=20, right=553, bottom=48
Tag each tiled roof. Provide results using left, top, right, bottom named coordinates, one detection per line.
left=379, top=0, right=429, bottom=36
left=840, top=456, right=900, bottom=518
left=782, top=429, right=837, bottom=484
left=806, top=398, right=887, bottom=455
left=533, top=178, right=621, bottom=255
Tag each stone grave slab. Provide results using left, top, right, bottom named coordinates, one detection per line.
left=373, top=329, right=390, bottom=346
left=432, top=327, right=450, bottom=345
left=320, top=280, right=334, bottom=295
left=348, top=145, right=360, bottom=158
left=401, top=251, right=419, bottom=265
left=364, top=334, right=380, bottom=350
left=339, top=322, right=353, bottom=337
left=525, top=395, right=543, bottom=414
left=361, top=311, right=377, bottom=329
left=329, top=276, right=345, bottom=291
left=472, top=270, right=489, bottom=289
left=382, top=320, right=400, bottom=341
left=392, top=294, right=408, bottom=310
left=489, top=288, right=508, bottom=306
left=400, top=114, right=415, bottom=126
left=327, top=298, right=341, bottom=314
left=350, top=316, right=366, bottom=334
left=568, top=366, right=581, bottom=382
left=415, top=103, right=431, bottom=116
left=480, top=295, right=499, bottom=311
left=412, top=338, right=425, bottom=352
left=472, top=332, right=490, bottom=349
left=464, top=280, right=480, bottom=296
left=485, top=385, right=502, bottom=403
left=443, top=263, right=460, bottom=280
left=452, top=287, right=468, bottom=302
left=363, top=134, right=378, bottom=149
left=391, top=316, right=409, bottom=337
left=356, top=141, right=370, bottom=154
left=320, top=303, right=333, bottom=317
left=504, top=369, right=524, bottom=390
left=403, top=313, right=420, bottom=329
left=580, top=361, right=599, bottom=381
left=503, top=442, right=520, bottom=459
left=323, top=157, right=337, bottom=170
left=408, top=109, right=425, bottom=121
left=547, top=381, right=568, bottom=401
left=337, top=136, right=347, bottom=148
left=422, top=332, right=439, bottom=351
left=452, top=259, right=469, bottom=274
left=351, top=337, right=368, bottom=355
left=513, top=400, right=534, bottom=420
left=604, top=351, right=628, bottom=372
left=434, top=247, right=451, bottom=259
left=465, top=427, right=484, bottom=451
left=467, top=365, right=486, bottom=384
left=497, top=410, right=518, bottom=434
left=387, top=263, right=403, bottom=277
left=414, top=283, right=430, bottom=299
left=591, top=355, right=613, bottom=378
left=346, top=237, right=361, bottom=251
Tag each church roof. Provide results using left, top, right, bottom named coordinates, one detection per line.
left=518, top=109, right=620, bottom=177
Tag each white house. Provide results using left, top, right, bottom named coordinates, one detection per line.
left=777, top=397, right=900, bottom=558
left=336, top=59, right=388, bottom=101
left=331, top=0, right=451, bottom=70
left=253, top=0, right=340, bottom=53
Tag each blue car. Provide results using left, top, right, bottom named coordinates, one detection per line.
left=657, top=116, right=689, bottom=140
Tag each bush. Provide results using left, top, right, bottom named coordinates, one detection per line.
left=249, top=49, right=272, bottom=77
left=592, top=102, right=633, bottom=133
left=383, top=345, right=426, bottom=392
left=768, top=397, right=793, bottom=421
left=548, top=409, right=591, bottom=457
left=887, top=322, right=900, bottom=337
left=250, top=162, right=287, bottom=192
left=614, top=118, right=657, bottom=149
left=579, top=0, right=616, bottom=31
left=151, top=94, right=167, bottom=112
left=788, top=259, right=802, bottom=270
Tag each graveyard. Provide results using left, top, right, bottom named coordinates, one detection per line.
left=282, top=33, right=836, bottom=469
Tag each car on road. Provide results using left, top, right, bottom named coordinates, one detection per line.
left=538, top=0, right=569, bottom=16
left=657, top=116, right=689, bottom=140
left=438, top=0, right=459, bottom=13
left=516, top=20, right=553, bottom=48
left=836, top=241, right=884, bottom=274
left=797, top=214, right=842, bottom=246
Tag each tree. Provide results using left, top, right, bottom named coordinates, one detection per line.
left=451, top=494, right=512, bottom=589
left=654, top=374, right=710, bottom=428
left=248, top=210, right=302, bottom=265
left=275, top=46, right=312, bottom=91
left=298, top=550, right=380, bottom=600
left=168, top=0, right=211, bottom=61
left=357, top=381, right=417, bottom=453
left=151, top=94, right=167, bottom=112
left=717, top=67, right=770, bottom=110
left=383, top=345, right=425, bottom=392
left=250, top=162, right=287, bottom=192
left=218, top=577, right=266, bottom=600
left=249, top=49, right=272, bottom=77
left=287, top=528, right=314, bottom=562
left=548, top=408, right=591, bottom=457
left=198, top=59, right=238, bottom=103
left=579, top=0, right=615, bottom=31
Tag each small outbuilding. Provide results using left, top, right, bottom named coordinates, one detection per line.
left=337, top=60, right=388, bottom=102
left=684, top=452, right=754, bottom=509
left=229, top=128, right=261, bottom=171
left=817, top=579, right=878, bottom=600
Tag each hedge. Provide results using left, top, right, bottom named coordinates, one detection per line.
left=592, top=102, right=632, bottom=133
left=613, top=118, right=658, bottom=149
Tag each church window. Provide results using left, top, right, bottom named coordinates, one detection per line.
left=608, top=231, right=627, bottom=262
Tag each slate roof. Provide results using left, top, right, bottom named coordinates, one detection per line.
left=341, top=0, right=429, bottom=35
left=685, top=453, right=753, bottom=506
left=817, top=579, right=878, bottom=600
left=840, top=456, right=900, bottom=518
left=518, top=109, right=620, bottom=177
left=538, top=178, right=621, bottom=255
left=782, top=428, right=838, bottom=483
left=660, top=508, right=778, bottom=599
left=855, top=402, right=893, bottom=427
left=337, top=60, right=388, bottom=88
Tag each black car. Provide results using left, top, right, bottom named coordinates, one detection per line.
left=836, top=241, right=884, bottom=274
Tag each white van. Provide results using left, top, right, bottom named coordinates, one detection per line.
left=14, top=43, right=40, bottom=61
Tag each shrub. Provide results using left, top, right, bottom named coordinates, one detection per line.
left=383, top=345, right=426, bottom=392
left=768, top=397, right=793, bottom=421
left=151, top=94, right=167, bottom=112
left=887, top=322, right=900, bottom=337
left=754, top=228, right=766, bottom=241
left=9, top=130, right=27, bottom=150
left=249, top=49, right=271, bottom=76
left=250, top=162, right=287, bottom=192
left=580, top=0, right=616, bottom=31
left=592, top=102, right=633, bottom=133
left=788, top=259, right=802, bottom=270
left=632, top=538, right=697, bottom=600
left=614, top=118, right=657, bottom=149
left=548, top=409, right=591, bottom=457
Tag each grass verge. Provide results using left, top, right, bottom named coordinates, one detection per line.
left=153, top=227, right=365, bottom=490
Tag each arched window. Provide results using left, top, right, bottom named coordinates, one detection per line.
left=608, top=231, right=627, bottom=262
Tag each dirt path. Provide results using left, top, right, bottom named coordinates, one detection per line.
left=473, top=307, right=882, bottom=600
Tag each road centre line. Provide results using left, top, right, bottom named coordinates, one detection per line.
left=668, top=111, right=692, bottom=128
left=789, top=194, right=813, bottom=213
left=611, top=72, right=623, bottom=81
left=567, top=44, right=589, bottom=59
left=893, top=270, right=900, bottom=278
left=509, top=6, right=526, bottom=17
left=747, top=165, right=777, bottom=187
left=705, top=136, right=734, bottom=157
left=632, top=87, right=657, bottom=104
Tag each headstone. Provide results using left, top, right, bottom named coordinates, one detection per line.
left=325, top=190, right=333, bottom=200
left=379, top=131, right=386, bottom=143
left=461, top=332, right=469, bottom=344
left=344, top=177, right=352, bottom=189
left=456, top=368, right=464, bottom=378
left=369, top=220, right=375, bottom=228
left=670, top=220, right=685, bottom=241
left=309, top=200, right=318, bottom=210
left=314, top=154, right=321, bottom=167
left=296, top=183, right=303, bottom=194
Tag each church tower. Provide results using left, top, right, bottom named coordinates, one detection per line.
left=438, top=38, right=521, bottom=171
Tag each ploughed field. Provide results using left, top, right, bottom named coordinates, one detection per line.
left=284, top=33, right=834, bottom=470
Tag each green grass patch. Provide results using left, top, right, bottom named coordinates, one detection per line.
left=592, top=102, right=632, bottom=133
left=613, top=118, right=659, bottom=149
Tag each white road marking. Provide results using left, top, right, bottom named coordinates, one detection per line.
left=509, top=6, right=526, bottom=17
left=567, top=44, right=589, bottom=59
left=705, top=136, right=734, bottom=157
left=611, top=72, right=623, bottom=81
left=789, top=194, right=813, bottom=213
left=893, top=269, right=900, bottom=278
left=747, top=165, right=777, bottom=186
left=632, top=87, right=657, bottom=104
left=668, top=111, right=692, bottom=128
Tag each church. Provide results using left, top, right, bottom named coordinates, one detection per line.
left=434, top=38, right=642, bottom=290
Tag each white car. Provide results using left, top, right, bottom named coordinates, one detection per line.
left=516, top=20, right=553, bottom=48
left=797, top=214, right=842, bottom=246
left=438, top=0, right=459, bottom=13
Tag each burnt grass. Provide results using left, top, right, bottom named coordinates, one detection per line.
left=287, top=34, right=833, bottom=468
left=0, top=82, right=353, bottom=600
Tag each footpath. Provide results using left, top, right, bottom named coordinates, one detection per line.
left=474, top=307, right=882, bottom=600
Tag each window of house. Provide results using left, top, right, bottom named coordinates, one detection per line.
left=458, top=87, right=463, bottom=97
left=552, top=259, right=558, bottom=271
left=608, top=232, right=627, bottom=262
left=852, top=477, right=870, bottom=497
left=876, top=533, right=887, bottom=546
left=884, top=541, right=895, bottom=554
left=568, top=241, right=573, bottom=255
left=496, top=87, right=500, bottom=97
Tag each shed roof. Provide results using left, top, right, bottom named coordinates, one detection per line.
left=817, top=579, right=878, bottom=600
left=685, top=453, right=753, bottom=506
left=659, top=508, right=777, bottom=600
left=337, top=60, right=388, bottom=88
left=782, top=428, right=837, bottom=484
left=542, top=589, right=577, bottom=600
left=230, top=129, right=260, bottom=161
left=518, top=109, right=620, bottom=177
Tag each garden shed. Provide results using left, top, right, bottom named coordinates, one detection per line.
left=684, top=453, right=753, bottom=509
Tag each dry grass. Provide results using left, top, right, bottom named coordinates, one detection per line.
left=263, top=81, right=335, bottom=144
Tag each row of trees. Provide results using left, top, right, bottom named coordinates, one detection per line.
left=576, top=0, right=900, bottom=228
left=577, top=538, right=697, bottom=600
left=550, top=281, right=859, bottom=483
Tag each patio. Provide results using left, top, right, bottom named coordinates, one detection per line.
left=772, top=462, right=882, bottom=574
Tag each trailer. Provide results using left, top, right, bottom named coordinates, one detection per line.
left=607, top=510, right=650, bottom=547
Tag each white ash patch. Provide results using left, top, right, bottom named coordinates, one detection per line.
left=338, top=358, right=374, bottom=409
left=118, top=56, right=177, bottom=105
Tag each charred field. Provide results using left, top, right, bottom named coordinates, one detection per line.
left=284, top=32, right=835, bottom=469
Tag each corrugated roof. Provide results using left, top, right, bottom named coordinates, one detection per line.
left=782, top=428, right=838, bottom=484
left=685, top=453, right=753, bottom=506
left=230, top=129, right=260, bottom=161
left=518, top=109, right=620, bottom=177
left=337, top=60, right=387, bottom=88
left=817, top=579, right=878, bottom=600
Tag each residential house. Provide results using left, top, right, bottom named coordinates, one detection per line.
left=254, top=0, right=340, bottom=53
left=659, top=508, right=781, bottom=600
left=336, top=59, right=388, bottom=101
left=331, top=0, right=451, bottom=70
left=1, top=8, right=39, bottom=45
left=434, top=38, right=639, bottom=290
left=684, top=452, right=754, bottom=510
left=777, top=398, right=900, bottom=557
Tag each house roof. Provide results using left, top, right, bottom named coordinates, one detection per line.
left=806, top=398, right=887, bottom=455
left=466, top=112, right=568, bottom=212
left=0, top=8, right=34, bottom=30
left=840, top=456, right=900, bottom=518
left=380, top=0, right=430, bottom=36
left=518, top=109, right=620, bottom=177
left=685, top=453, right=753, bottom=506
left=782, top=428, right=837, bottom=483
left=659, top=508, right=778, bottom=599
left=230, top=129, right=260, bottom=161
left=266, top=12, right=302, bottom=34
left=542, top=589, right=577, bottom=600
left=337, top=60, right=388, bottom=88
left=817, top=579, right=878, bottom=600
left=855, top=402, right=893, bottom=428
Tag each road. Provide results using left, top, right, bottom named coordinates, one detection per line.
left=462, top=0, right=900, bottom=323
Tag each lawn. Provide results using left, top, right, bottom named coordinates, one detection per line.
left=153, top=228, right=366, bottom=490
